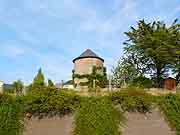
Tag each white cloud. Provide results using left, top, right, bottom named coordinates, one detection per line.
left=1, top=45, right=25, bottom=58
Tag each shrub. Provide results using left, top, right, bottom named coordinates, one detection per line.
left=23, top=87, right=82, bottom=118
left=74, top=97, right=123, bottom=135
left=0, top=94, right=24, bottom=135
left=158, top=94, right=180, bottom=135
left=130, top=76, right=153, bottom=88
left=176, top=83, right=180, bottom=93
left=109, top=88, right=154, bottom=112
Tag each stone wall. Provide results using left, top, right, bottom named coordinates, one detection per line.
left=24, top=115, right=73, bottom=135
left=74, top=58, right=104, bottom=89
left=74, top=58, right=103, bottom=75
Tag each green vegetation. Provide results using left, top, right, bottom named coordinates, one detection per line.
left=23, top=88, right=81, bottom=118
left=48, top=79, right=54, bottom=87
left=109, top=88, right=154, bottom=112
left=74, top=97, right=122, bottom=135
left=177, top=83, right=180, bottom=93
left=112, top=19, right=180, bottom=88
left=0, top=94, right=24, bottom=135
left=28, top=68, right=45, bottom=91
left=2, top=84, right=180, bottom=135
left=13, top=80, right=24, bottom=96
left=159, top=94, right=180, bottom=135
left=73, top=66, right=108, bottom=90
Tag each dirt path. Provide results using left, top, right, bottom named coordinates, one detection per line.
left=24, top=109, right=174, bottom=135
left=121, top=108, right=174, bottom=135
left=24, top=115, right=73, bottom=135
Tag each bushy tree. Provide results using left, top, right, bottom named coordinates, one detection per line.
left=112, top=56, right=142, bottom=87
left=13, top=80, right=23, bottom=96
left=48, top=79, right=54, bottom=87
left=124, top=19, right=180, bottom=87
left=176, top=83, right=180, bottom=93
left=29, top=68, right=45, bottom=91
left=33, top=68, right=45, bottom=86
left=168, top=19, right=180, bottom=82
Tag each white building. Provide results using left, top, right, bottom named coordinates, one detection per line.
left=63, top=80, right=74, bottom=89
left=0, top=81, right=4, bottom=93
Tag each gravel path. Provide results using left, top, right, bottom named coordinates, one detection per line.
left=121, top=108, right=174, bottom=135
left=24, top=115, right=73, bottom=135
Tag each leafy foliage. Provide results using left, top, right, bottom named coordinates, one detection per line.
left=74, top=97, right=122, bottom=135
left=73, top=66, right=108, bottom=90
left=123, top=19, right=180, bottom=87
left=13, top=80, right=24, bottom=95
left=177, top=83, right=180, bottom=93
left=29, top=68, right=45, bottom=91
left=130, top=76, right=152, bottom=88
left=23, top=88, right=82, bottom=118
left=112, top=57, right=140, bottom=87
left=109, top=88, right=154, bottom=112
left=0, top=94, right=24, bottom=135
left=158, top=94, right=180, bottom=135
left=48, top=79, right=54, bottom=87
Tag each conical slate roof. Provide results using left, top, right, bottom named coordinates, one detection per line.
left=73, top=49, right=104, bottom=63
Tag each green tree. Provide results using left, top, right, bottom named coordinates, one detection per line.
left=13, top=80, right=23, bottom=95
left=112, top=56, right=142, bottom=87
left=48, top=79, right=54, bottom=87
left=124, top=19, right=179, bottom=87
left=176, top=82, right=180, bottom=93
left=30, top=68, right=45, bottom=90
left=170, top=21, right=180, bottom=81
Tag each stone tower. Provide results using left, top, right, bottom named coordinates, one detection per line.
left=73, top=49, right=104, bottom=89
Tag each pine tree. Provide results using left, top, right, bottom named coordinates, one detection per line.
left=48, top=79, right=54, bottom=87
left=31, top=68, right=45, bottom=89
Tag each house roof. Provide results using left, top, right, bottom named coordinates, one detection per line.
left=73, top=49, right=104, bottom=63
left=63, top=80, right=73, bottom=85
left=3, top=84, right=13, bottom=90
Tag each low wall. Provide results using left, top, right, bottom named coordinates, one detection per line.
left=24, top=115, right=73, bottom=135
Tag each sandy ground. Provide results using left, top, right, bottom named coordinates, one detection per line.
left=24, top=115, right=73, bottom=135
left=121, top=108, right=174, bottom=135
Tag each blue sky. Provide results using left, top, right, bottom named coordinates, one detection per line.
left=0, top=0, right=180, bottom=84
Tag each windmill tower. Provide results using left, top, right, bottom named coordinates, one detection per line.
left=73, top=49, right=104, bottom=90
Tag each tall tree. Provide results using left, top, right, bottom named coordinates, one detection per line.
left=48, top=79, right=54, bottom=87
left=32, top=68, right=45, bottom=89
left=170, top=20, right=180, bottom=81
left=124, top=20, right=179, bottom=87
left=13, top=80, right=23, bottom=95
left=112, top=56, right=141, bottom=87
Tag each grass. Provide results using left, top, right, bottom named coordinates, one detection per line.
left=158, top=94, right=180, bottom=135
left=0, top=94, right=24, bottom=135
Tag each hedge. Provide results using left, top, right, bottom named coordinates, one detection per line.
left=159, top=94, right=180, bottom=135
left=23, top=88, right=82, bottom=118
left=0, top=94, right=24, bottom=135
left=109, top=88, right=154, bottom=112
left=74, top=97, right=123, bottom=135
